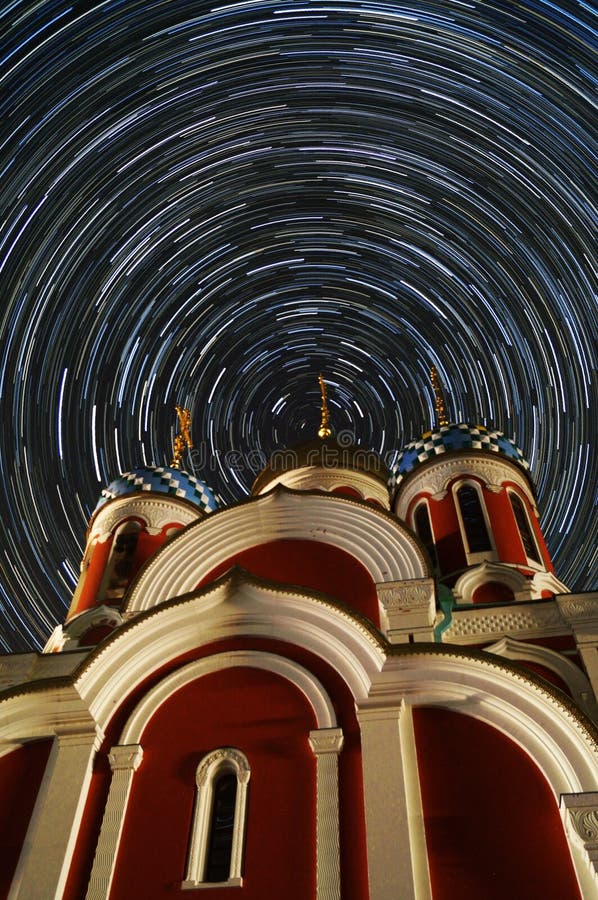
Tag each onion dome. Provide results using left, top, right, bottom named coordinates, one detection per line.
left=389, top=422, right=530, bottom=491
left=94, top=465, right=222, bottom=513
left=252, top=437, right=389, bottom=494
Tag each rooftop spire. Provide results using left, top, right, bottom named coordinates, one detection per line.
left=430, top=366, right=448, bottom=427
left=171, top=405, right=193, bottom=468
left=318, top=373, right=332, bottom=439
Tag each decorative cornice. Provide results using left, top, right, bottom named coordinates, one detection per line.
left=441, top=599, right=566, bottom=643
left=309, top=727, right=344, bottom=755
left=394, top=453, right=536, bottom=518
left=257, top=467, right=390, bottom=508
left=558, top=592, right=598, bottom=624
left=89, top=492, right=203, bottom=542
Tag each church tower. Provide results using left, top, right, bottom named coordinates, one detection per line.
left=0, top=384, right=597, bottom=900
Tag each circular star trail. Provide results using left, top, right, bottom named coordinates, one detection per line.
left=0, top=1, right=595, bottom=652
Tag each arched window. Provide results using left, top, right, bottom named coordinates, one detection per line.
left=413, top=501, right=438, bottom=569
left=101, top=520, right=142, bottom=603
left=509, top=492, right=541, bottom=563
left=183, top=748, right=250, bottom=889
left=456, top=484, right=492, bottom=554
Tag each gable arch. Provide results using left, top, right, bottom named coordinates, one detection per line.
left=120, top=650, right=337, bottom=744
left=125, top=487, right=428, bottom=615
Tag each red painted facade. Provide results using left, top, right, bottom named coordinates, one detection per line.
left=197, top=538, right=381, bottom=626
left=414, top=707, right=582, bottom=900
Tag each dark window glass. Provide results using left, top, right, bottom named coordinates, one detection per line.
left=205, top=773, right=237, bottom=883
left=510, top=494, right=541, bottom=562
left=457, top=485, right=491, bottom=553
left=414, top=503, right=437, bottom=567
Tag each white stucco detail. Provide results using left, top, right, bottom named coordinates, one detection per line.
left=124, top=488, right=428, bottom=615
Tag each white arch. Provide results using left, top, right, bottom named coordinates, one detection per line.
left=125, top=487, right=428, bottom=614
left=370, top=651, right=598, bottom=796
left=77, top=573, right=386, bottom=730
left=120, top=650, right=337, bottom=744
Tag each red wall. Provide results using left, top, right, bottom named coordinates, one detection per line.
left=197, top=538, right=380, bottom=625
left=0, top=738, right=53, bottom=899
left=109, top=667, right=318, bottom=899
left=413, top=707, right=582, bottom=900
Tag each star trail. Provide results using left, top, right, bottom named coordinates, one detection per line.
left=0, top=0, right=595, bottom=652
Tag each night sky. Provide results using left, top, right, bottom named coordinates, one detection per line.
left=0, top=1, right=595, bottom=653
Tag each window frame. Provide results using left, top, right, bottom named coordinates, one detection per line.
left=411, top=499, right=438, bottom=571
left=453, top=480, right=497, bottom=564
left=508, top=490, right=542, bottom=567
left=183, top=747, right=250, bottom=890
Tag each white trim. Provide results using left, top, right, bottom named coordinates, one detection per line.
left=9, top=729, right=102, bottom=900
left=507, top=488, right=543, bottom=567
left=183, top=748, right=250, bottom=890
left=120, top=651, right=337, bottom=745
left=124, top=488, right=428, bottom=615
left=356, top=702, right=432, bottom=900
left=309, top=728, right=344, bottom=900
left=80, top=576, right=385, bottom=727
left=394, top=453, right=537, bottom=519
left=561, top=792, right=598, bottom=898
left=85, top=745, right=143, bottom=900
left=485, top=636, right=598, bottom=719
left=253, top=466, right=390, bottom=509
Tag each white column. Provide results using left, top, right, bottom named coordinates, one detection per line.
left=9, top=728, right=102, bottom=900
left=309, top=727, right=344, bottom=900
left=85, top=744, right=143, bottom=900
left=561, top=792, right=598, bottom=899
left=356, top=702, right=431, bottom=900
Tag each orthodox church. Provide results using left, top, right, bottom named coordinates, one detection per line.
left=1, top=372, right=597, bottom=900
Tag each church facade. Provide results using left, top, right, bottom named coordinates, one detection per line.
left=1, top=389, right=597, bottom=899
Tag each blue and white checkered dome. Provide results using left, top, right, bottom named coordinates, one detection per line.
left=388, top=423, right=530, bottom=492
left=94, top=465, right=222, bottom=514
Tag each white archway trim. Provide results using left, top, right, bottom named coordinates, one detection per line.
left=76, top=572, right=386, bottom=730
left=255, top=467, right=390, bottom=508
left=120, top=650, right=337, bottom=744
left=183, top=748, right=250, bottom=890
left=358, top=651, right=598, bottom=899
left=124, top=488, right=428, bottom=615
left=0, top=685, right=100, bottom=751
left=365, top=650, right=598, bottom=796
left=485, top=636, right=597, bottom=718
left=89, top=492, right=203, bottom=542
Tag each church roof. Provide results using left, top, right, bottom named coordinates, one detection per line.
left=94, top=465, right=221, bottom=513
left=389, top=422, right=530, bottom=491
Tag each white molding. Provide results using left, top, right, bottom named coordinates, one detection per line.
left=89, top=493, right=202, bottom=543
left=85, top=745, right=143, bottom=900
left=356, top=702, right=431, bottom=900
left=183, top=748, right=250, bottom=890
left=485, top=636, right=598, bottom=720
left=377, top=579, right=436, bottom=643
left=561, top=792, right=598, bottom=898
left=394, top=453, right=537, bottom=519
left=124, top=488, right=428, bottom=615
left=254, top=466, right=390, bottom=508
left=120, top=650, right=337, bottom=745
left=440, top=597, right=569, bottom=644
left=8, top=728, right=102, bottom=900
left=371, top=652, right=598, bottom=797
left=309, top=728, right=344, bottom=900
left=452, top=562, right=568, bottom=605
left=76, top=575, right=385, bottom=730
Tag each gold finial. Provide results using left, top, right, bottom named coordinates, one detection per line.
left=431, top=366, right=448, bottom=426
left=171, top=405, right=193, bottom=468
left=318, top=373, right=332, bottom=439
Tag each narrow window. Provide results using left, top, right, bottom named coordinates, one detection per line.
left=414, top=502, right=437, bottom=569
left=510, top=493, right=541, bottom=563
left=457, top=485, right=491, bottom=553
left=205, top=773, right=237, bottom=882
left=183, top=748, right=250, bottom=890
left=102, top=521, right=141, bottom=603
